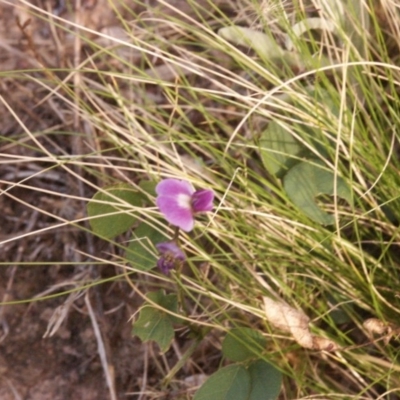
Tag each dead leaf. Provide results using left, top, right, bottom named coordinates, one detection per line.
left=363, top=318, right=391, bottom=336
left=263, top=297, right=339, bottom=351
left=363, top=318, right=397, bottom=345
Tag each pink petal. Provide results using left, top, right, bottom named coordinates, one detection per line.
left=156, top=179, right=195, bottom=197
left=191, top=189, right=214, bottom=212
left=156, top=196, right=195, bottom=232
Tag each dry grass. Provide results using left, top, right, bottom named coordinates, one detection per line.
left=1, top=0, right=400, bottom=399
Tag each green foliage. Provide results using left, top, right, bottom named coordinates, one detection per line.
left=132, top=291, right=179, bottom=353
left=194, top=361, right=282, bottom=400
left=126, top=222, right=168, bottom=271
left=248, top=360, right=282, bottom=400
left=222, top=328, right=266, bottom=362
left=88, top=180, right=165, bottom=272
left=283, top=160, right=352, bottom=225
left=259, top=121, right=303, bottom=177
left=138, top=180, right=157, bottom=198
left=87, top=184, right=143, bottom=239
left=193, top=364, right=250, bottom=400
left=217, top=13, right=355, bottom=226
left=256, top=82, right=351, bottom=224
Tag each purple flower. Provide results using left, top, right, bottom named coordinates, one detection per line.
left=156, top=179, right=214, bottom=232
left=156, top=241, right=186, bottom=274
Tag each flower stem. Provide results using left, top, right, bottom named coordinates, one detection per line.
left=172, top=226, right=180, bottom=241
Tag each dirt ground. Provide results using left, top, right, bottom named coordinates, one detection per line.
left=0, top=265, right=142, bottom=399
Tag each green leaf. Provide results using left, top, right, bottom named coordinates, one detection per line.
left=132, top=307, right=174, bottom=353
left=248, top=360, right=282, bottom=400
left=326, top=293, right=353, bottom=325
left=194, top=365, right=251, bottom=400
left=283, top=160, right=352, bottom=225
left=222, top=328, right=267, bottom=362
left=132, top=291, right=179, bottom=352
left=126, top=222, right=168, bottom=271
left=259, top=87, right=341, bottom=177
left=147, top=290, right=179, bottom=317
left=87, top=184, right=143, bottom=239
left=259, top=121, right=304, bottom=177
left=139, top=180, right=157, bottom=198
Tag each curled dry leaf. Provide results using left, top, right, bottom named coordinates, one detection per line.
left=263, top=297, right=339, bottom=351
left=263, top=296, right=313, bottom=348
left=363, top=318, right=391, bottom=336
left=363, top=318, right=400, bottom=346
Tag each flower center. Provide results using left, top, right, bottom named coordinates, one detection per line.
left=177, top=193, right=192, bottom=210
left=163, top=253, right=175, bottom=269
